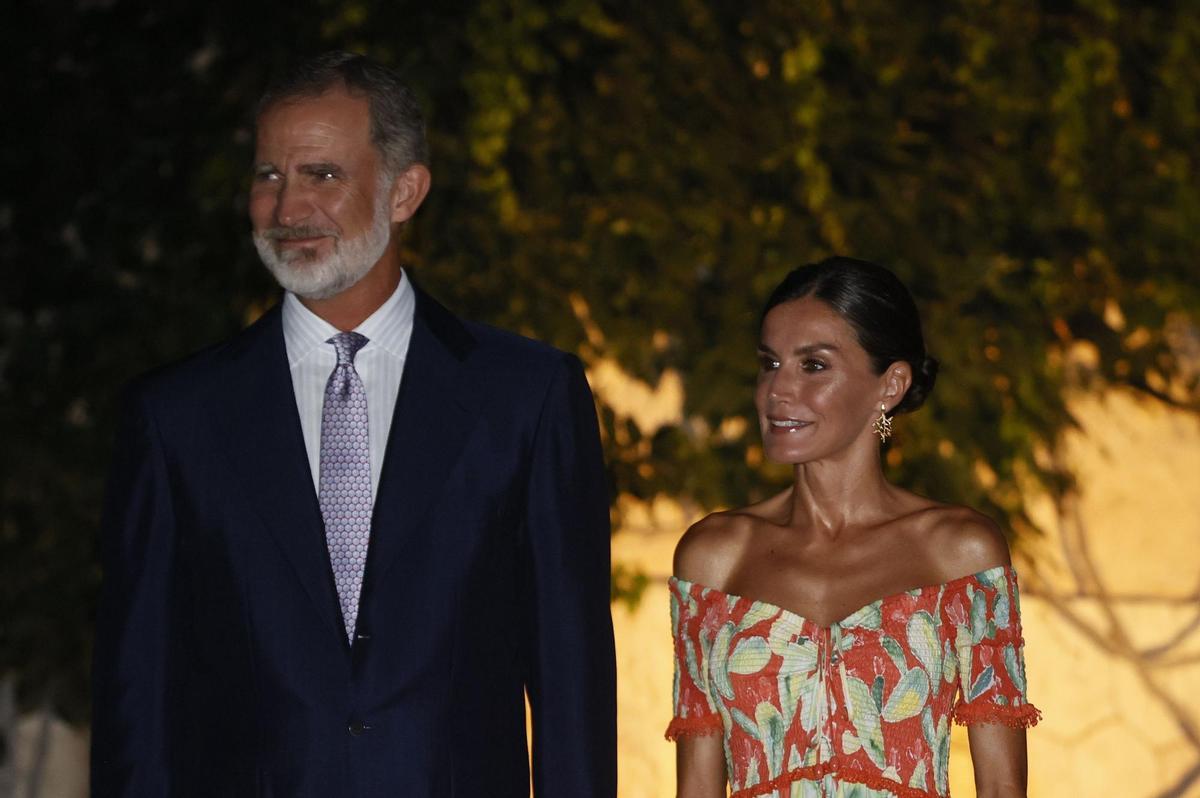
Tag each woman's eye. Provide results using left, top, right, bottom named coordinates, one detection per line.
left=758, top=356, right=780, bottom=372
left=801, top=359, right=827, bottom=372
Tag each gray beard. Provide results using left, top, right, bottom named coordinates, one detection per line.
left=253, top=197, right=393, bottom=301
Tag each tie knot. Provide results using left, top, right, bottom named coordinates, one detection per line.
left=328, top=331, right=369, bottom=366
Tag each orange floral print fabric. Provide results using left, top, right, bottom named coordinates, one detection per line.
left=667, top=565, right=1040, bottom=798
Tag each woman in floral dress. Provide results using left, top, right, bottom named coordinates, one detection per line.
left=669, top=258, right=1039, bottom=798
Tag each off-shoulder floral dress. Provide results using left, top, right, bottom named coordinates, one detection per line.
left=667, top=565, right=1040, bottom=798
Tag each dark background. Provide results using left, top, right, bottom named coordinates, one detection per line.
left=3, top=0, right=1198, bottom=724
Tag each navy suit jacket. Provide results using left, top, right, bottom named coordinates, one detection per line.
left=91, top=285, right=617, bottom=797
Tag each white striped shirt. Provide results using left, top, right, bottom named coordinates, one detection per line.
left=281, top=272, right=415, bottom=501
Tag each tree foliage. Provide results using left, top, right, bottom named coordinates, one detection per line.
left=3, top=0, right=1198, bottom=718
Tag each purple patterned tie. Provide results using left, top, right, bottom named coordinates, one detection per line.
left=319, top=331, right=372, bottom=643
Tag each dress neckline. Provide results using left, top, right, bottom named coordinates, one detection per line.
left=670, top=563, right=1011, bottom=631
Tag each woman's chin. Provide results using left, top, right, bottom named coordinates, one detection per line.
left=763, top=445, right=816, bottom=465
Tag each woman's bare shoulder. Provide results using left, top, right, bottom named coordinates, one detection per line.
left=914, top=503, right=1012, bottom=580
left=673, top=500, right=778, bottom=589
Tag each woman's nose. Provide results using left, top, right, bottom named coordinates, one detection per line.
left=766, top=370, right=799, bottom=401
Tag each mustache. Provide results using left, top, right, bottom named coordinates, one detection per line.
left=259, top=226, right=338, bottom=241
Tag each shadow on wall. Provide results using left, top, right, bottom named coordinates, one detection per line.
left=610, top=389, right=1200, bottom=798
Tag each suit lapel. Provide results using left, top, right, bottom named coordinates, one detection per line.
left=216, top=306, right=345, bottom=640
left=363, top=285, right=479, bottom=589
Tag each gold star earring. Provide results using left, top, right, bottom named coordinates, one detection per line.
left=871, top=403, right=892, bottom=443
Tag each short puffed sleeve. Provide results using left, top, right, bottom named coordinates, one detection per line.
left=665, top=577, right=723, bottom=740
left=946, top=565, right=1041, bottom=727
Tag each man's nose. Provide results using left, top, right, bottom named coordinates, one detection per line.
left=275, top=180, right=314, bottom=227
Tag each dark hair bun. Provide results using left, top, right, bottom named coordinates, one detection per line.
left=894, top=355, right=939, bottom=415
left=762, top=257, right=938, bottom=416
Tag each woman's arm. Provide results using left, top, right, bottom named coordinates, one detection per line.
left=676, top=734, right=727, bottom=798
left=672, top=515, right=745, bottom=797
left=968, top=724, right=1028, bottom=798
left=929, top=510, right=1033, bottom=797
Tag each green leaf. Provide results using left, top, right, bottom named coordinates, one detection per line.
left=942, top=640, right=958, bottom=684
left=921, top=706, right=936, bottom=750
left=976, top=567, right=1006, bottom=592
left=755, top=702, right=786, bottom=776
left=881, top=634, right=910, bottom=674
left=709, top=622, right=735, bottom=700
left=882, top=667, right=931, bottom=723
left=1003, top=643, right=1027, bottom=695
left=841, top=601, right=882, bottom=630
left=772, top=635, right=819, bottom=674
left=799, top=674, right=823, bottom=733
left=994, top=593, right=1011, bottom=630
left=906, top=610, right=941, bottom=675
left=968, top=665, right=996, bottom=702
left=729, top=637, right=772, bottom=675
left=954, top=624, right=973, bottom=687
left=970, top=586, right=989, bottom=644
left=935, top=717, right=951, bottom=794
left=731, top=707, right=759, bottom=740
left=909, top=760, right=928, bottom=790
left=777, top=671, right=799, bottom=730
left=740, top=755, right=760, bottom=791
left=845, top=675, right=885, bottom=768
left=740, top=602, right=780, bottom=630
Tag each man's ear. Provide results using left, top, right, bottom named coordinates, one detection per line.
left=388, top=164, right=432, bottom=225
left=881, top=361, right=913, bottom=412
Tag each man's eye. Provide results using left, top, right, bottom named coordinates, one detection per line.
left=254, top=171, right=280, bottom=182
left=319, top=171, right=337, bottom=181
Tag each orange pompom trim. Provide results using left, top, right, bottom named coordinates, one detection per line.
left=664, top=714, right=722, bottom=741
left=952, top=701, right=1042, bottom=728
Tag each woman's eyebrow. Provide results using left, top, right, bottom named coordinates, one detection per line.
left=757, top=342, right=840, bottom=355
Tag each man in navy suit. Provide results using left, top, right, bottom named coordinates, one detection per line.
left=91, top=52, right=617, bottom=797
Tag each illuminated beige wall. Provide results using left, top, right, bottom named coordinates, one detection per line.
left=610, top=389, right=1200, bottom=797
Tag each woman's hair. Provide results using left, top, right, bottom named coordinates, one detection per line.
left=761, top=256, right=939, bottom=414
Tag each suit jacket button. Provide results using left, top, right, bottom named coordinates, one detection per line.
left=348, top=719, right=368, bottom=736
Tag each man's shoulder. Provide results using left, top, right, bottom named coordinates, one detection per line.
left=127, top=304, right=282, bottom=407
left=463, top=319, right=571, bottom=366
left=456, top=320, right=589, bottom=412
left=413, top=283, right=571, bottom=376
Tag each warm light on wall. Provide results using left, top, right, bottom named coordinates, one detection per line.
left=610, top=389, right=1200, bottom=797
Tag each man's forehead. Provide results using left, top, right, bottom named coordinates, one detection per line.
left=255, top=89, right=372, bottom=151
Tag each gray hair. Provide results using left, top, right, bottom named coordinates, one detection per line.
left=256, top=51, right=429, bottom=175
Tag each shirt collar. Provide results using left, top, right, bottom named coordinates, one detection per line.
left=281, top=269, right=415, bottom=367
left=356, top=269, right=415, bottom=360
